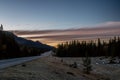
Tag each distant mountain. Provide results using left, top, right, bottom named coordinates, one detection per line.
left=15, top=35, right=54, bottom=51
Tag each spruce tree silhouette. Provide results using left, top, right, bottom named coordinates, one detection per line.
left=56, top=37, right=120, bottom=57
left=0, top=24, right=3, bottom=31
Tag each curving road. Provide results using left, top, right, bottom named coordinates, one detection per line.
left=0, top=51, right=52, bottom=69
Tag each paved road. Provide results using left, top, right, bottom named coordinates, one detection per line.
left=0, top=51, right=52, bottom=69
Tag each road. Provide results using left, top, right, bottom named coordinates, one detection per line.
left=0, top=51, right=52, bottom=69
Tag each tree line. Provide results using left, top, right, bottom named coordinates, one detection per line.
left=55, top=37, right=120, bottom=57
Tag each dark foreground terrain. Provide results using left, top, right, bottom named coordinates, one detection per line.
left=0, top=56, right=118, bottom=80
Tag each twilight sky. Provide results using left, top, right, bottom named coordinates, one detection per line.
left=14, top=21, right=120, bottom=46
left=0, top=0, right=120, bottom=30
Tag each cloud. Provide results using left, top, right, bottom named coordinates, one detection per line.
left=101, top=21, right=120, bottom=27
left=92, top=21, right=120, bottom=28
left=13, top=21, right=120, bottom=46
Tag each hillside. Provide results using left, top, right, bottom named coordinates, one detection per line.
left=0, top=31, right=54, bottom=59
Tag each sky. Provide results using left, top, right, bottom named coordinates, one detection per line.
left=15, top=22, right=120, bottom=46
left=0, top=0, right=120, bottom=30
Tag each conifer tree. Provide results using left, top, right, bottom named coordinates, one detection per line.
left=0, top=24, right=3, bottom=31
left=82, top=52, right=92, bottom=74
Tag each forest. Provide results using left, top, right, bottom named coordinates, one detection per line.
left=0, top=30, right=52, bottom=59
left=56, top=37, right=120, bottom=57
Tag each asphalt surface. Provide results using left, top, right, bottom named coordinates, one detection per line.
left=0, top=51, right=52, bottom=69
